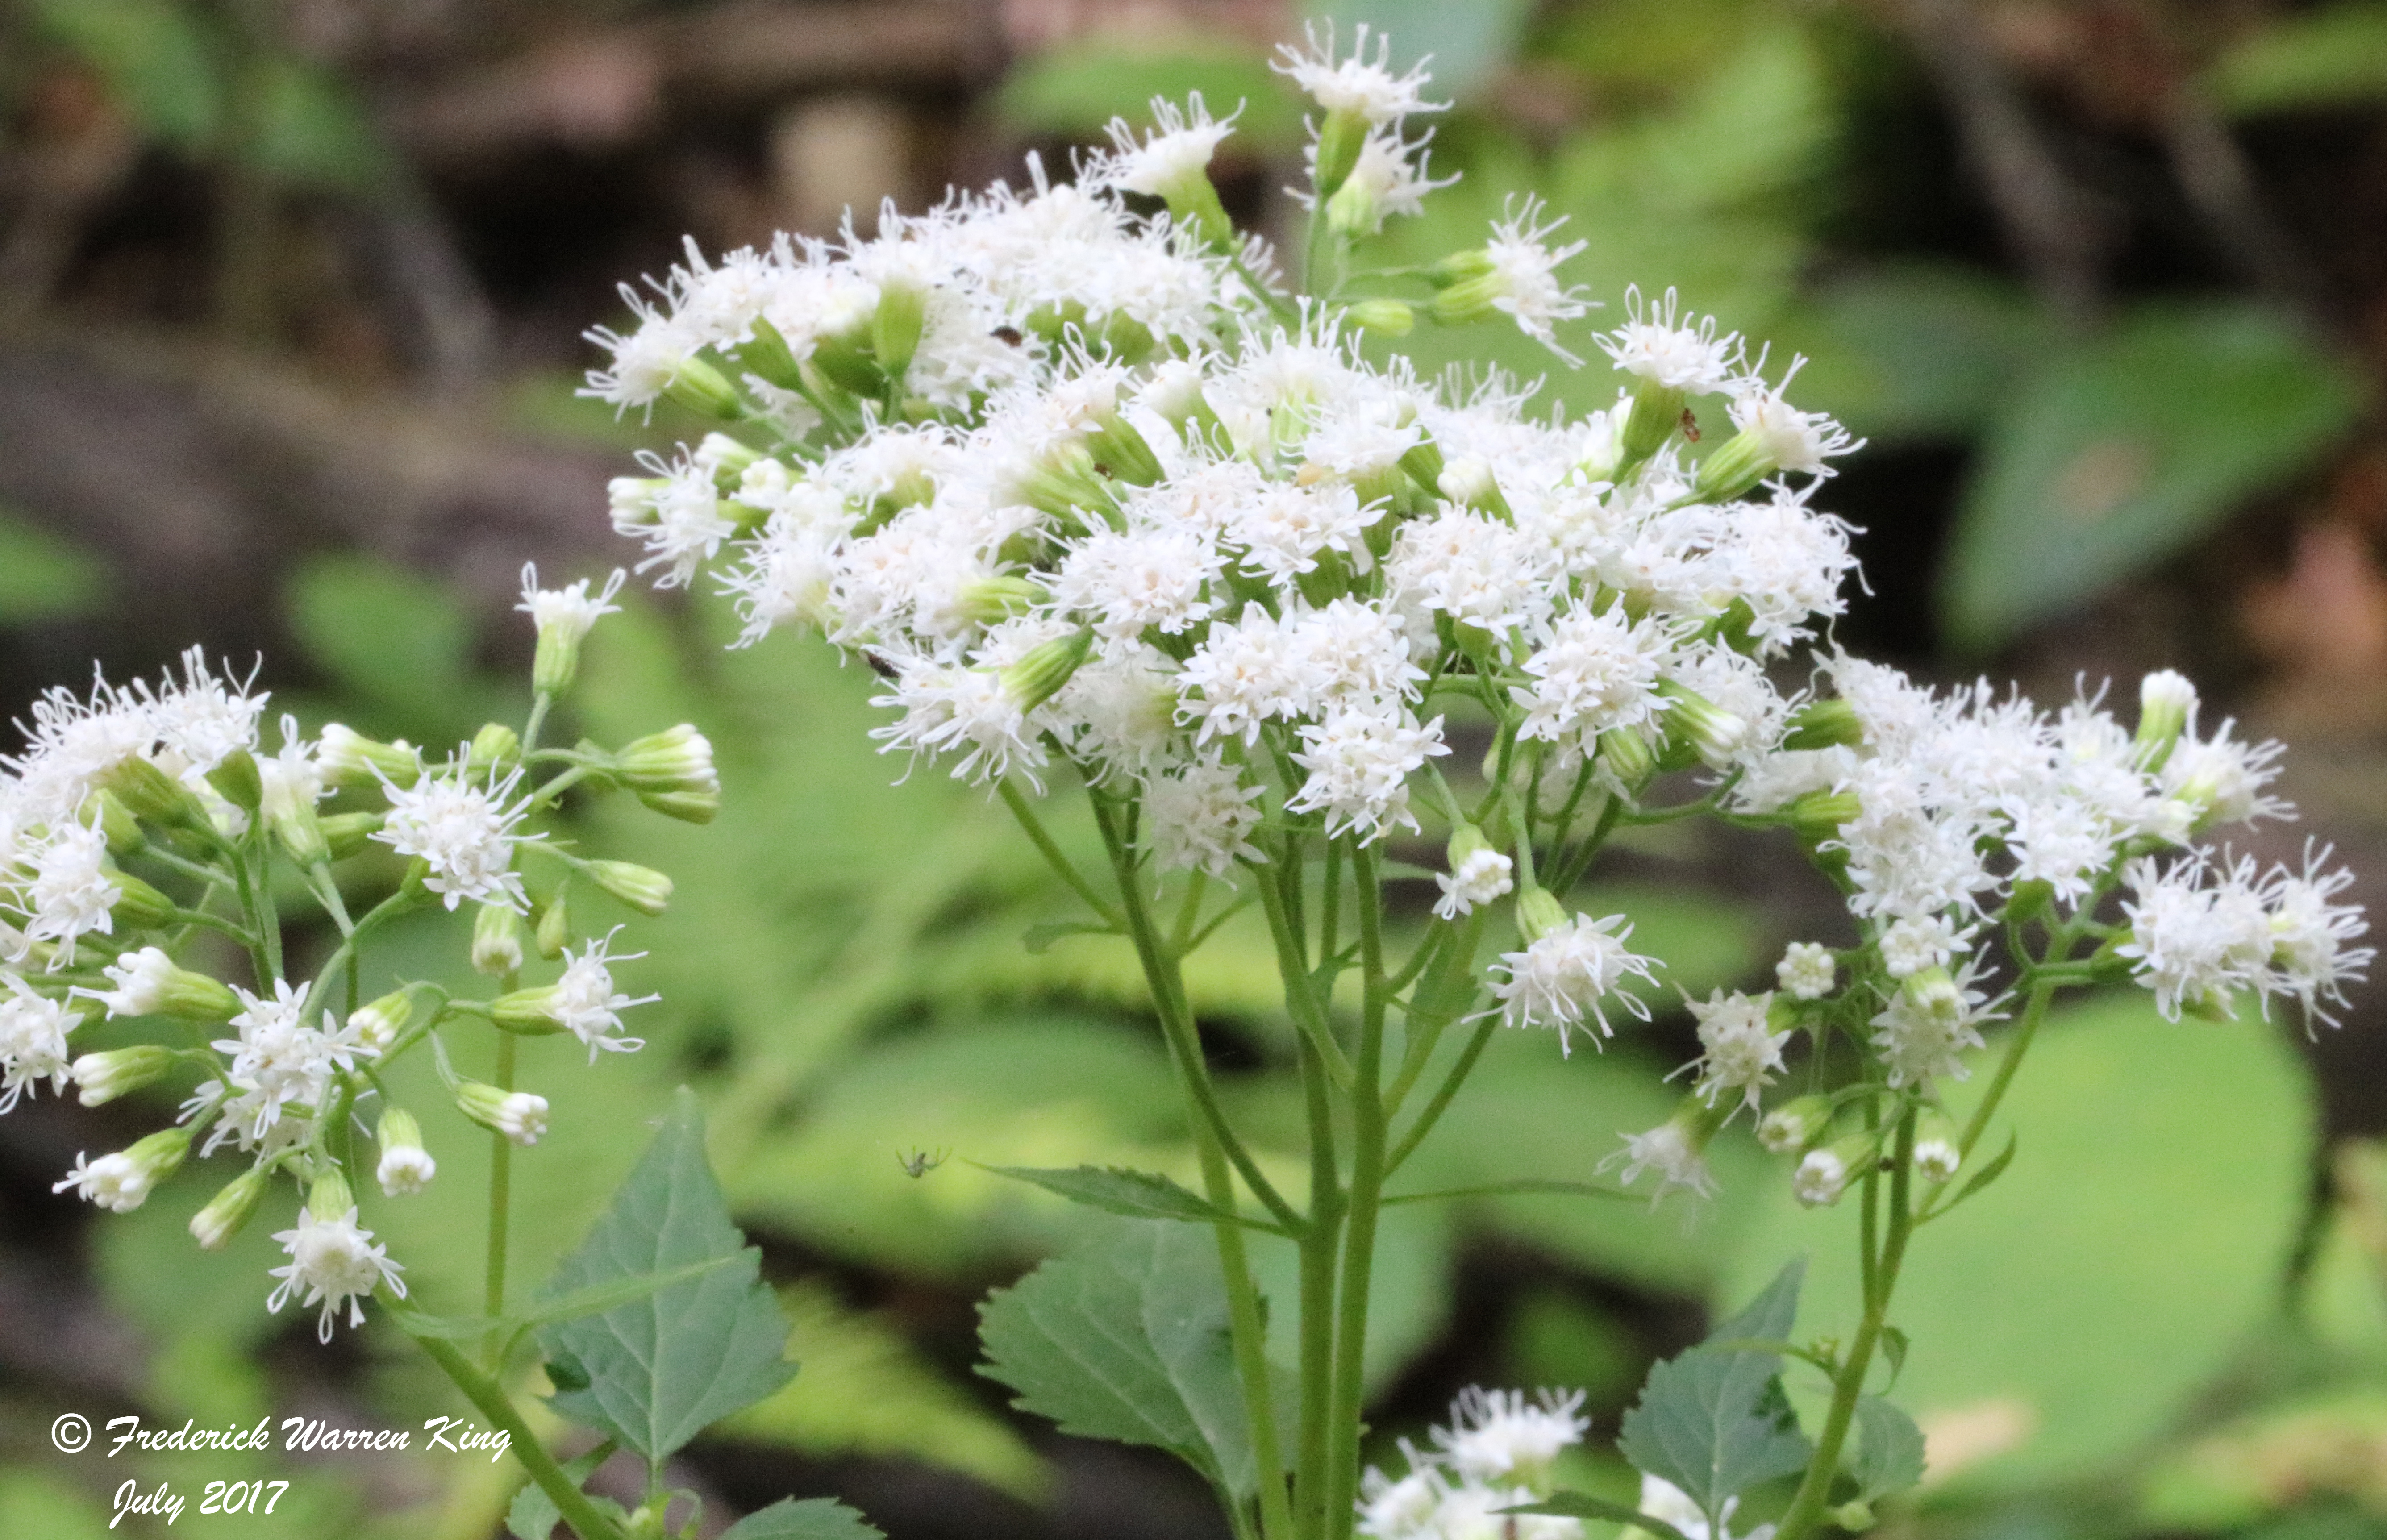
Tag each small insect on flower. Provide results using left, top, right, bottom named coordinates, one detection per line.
left=897, top=1147, right=949, bottom=1179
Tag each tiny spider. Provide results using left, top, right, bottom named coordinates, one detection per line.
left=897, top=1147, right=949, bottom=1179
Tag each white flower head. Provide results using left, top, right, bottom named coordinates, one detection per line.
left=517, top=563, right=628, bottom=644
left=0, top=971, right=80, bottom=1111
left=373, top=756, right=537, bottom=911
left=1431, top=1386, right=1590, bottom=1487
left=1489, top=912, right=1661, bottom=1053
left=1604, top=1116, right=1720, bottom=1205
left=267, top=1206, right=407, bottom=1343
left=1273, top=22, right=1446, bottom=125
left=1775, top=941, right=1836, bottom=1000
left=1685, top=990, right=1791, bottom=1114
left=54, top=1149, right=155, bottom=1213
left=1145, top=759, right=1266, bottom=877
left=1097, top=93, right=1239, bottom=200
left=547, top=928, right=659, bottom=1062
left=1599, top=287, right=1741, bottom=395
left=1434, top=846, right=1515, bottom=920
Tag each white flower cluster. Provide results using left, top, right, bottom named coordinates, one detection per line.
left=0, top=569, right=689, bottom=1343
left=1358, top=1387, right=1590, bottom=1540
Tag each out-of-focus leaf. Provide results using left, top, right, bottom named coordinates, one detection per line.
left=979, top=1219, right=1262, bottom=1502
left=1618, top=1259, right=1812, bottom=1524
left=284, top=554, right=508, bottom=744
left=29, top=0, right=219, bottom=148
left=1722, top=994, right=2313, bottom=1490
left=1775, top=267, right=2050, bottom=443
left=253, top=57, right=392, bottom=191
left=1941, top=303, right=2364, bottom=651
left=2209, top=4, right=2387, bottom=116
left=996, top=37, right=1304, bottom=147
left=2138, top=1386, right=2387, bottom=1532
left=1850, top=1395, right=1928, bottom=1499
left=0, top=510, right=109, bottom=623
left=1507, top=1491, right=1694, bottom=1540
left=1301, top=0, right=1538, bottom=100
left=0, top=1470, right=115, bottom=1540
left=987, top=1165, right=1271, bottom=1230
left=1530, top=0, right=1762, bottom=104
left=717, top=1498, right=884, bottom=1540
left=504, top=1440, right=615, bottom=1540
left=718, top=1281, right=1047, bottom=1501
left=1508, top=1287, right=1643, bottom=1409
left=537, top=1089, right=796, bottom=1462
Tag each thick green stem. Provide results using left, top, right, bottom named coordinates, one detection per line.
left=1093, top=799, right=1296, bottom=1540
left=1775, top=1111, right=1917, bottom=1540
left=412, top=1334, right=628, bottom=1540
left=1259, top=860, right=1355, bottom=1090
left=1324, top=848, right=1390, bottom=1540
left=485, top=1025, right=517, bottom=1371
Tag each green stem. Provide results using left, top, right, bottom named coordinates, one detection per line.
left=1775, top=1111, right=1916, bottom=1540
left=524, top=693, right=554, bottom=754
left=1002, top=780, right=1126, bottom=929
left=1094, top=799, right=1295, bottom=1540
left=1325, top=847, right=1390, bottom=1540
left=485, top=1027, right=517, bottom=1371
left=1259, top=859, right=1355, bottom=1091
left=412, top=1334, right=628, bottom=1540
left=1295, top=1036, right=1343, bottom=1540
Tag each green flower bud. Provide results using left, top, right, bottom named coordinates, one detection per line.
left=1793, top=1132, right=1879, bottom=1208
left=469, top=724, right=521, bottom=775
left=1782, top=697, right=1863, bottom=751
left=472, top=902, right=526, bottom=977
left=727, top=316, right=805, bottom=391
left=871, top=277, right=929, bottom=379
left=375, top=1108, right=436, bottom=1196
left=101, top=756, right=206, bottom=829
left=205, top=747, right=262, bottom=812
left=1913, top=1112, right=1962, bottom=1184
left=1312, top=108, right=1369, bottom=198
left=317, top=725, right=421, bottom=790
left=1596, top=726, right=1658, bottom=791
left=1829, top=1500, right=1876, bottom=1533
left=455, top=1080, right=549, bottom=1145
left=535, top=891, right=570, bottom=960
left=1616, top=379, right=1687, bottom=477
left=348, top=987, right=414, bottom=1055
left=958, top=576, right=1046, bottom=627
left=1785, top=789, right=1861, bottom=845
left=587, top=860, right=673, bottom=917
left=92, top=791, right=145, bottom=857
left=2134, top=669, right=2197, bottom=770
left=318, top=812, right=382, bottom=860
left=696, top=432, right=760, bottom=490
left=662, top=356, right=742, bottom=421
left=190, top=1165, right=271, bottom=1249
left=618, top=725, right=720, bottom=825
left=59, top=1127, right=191, bottom=1212
left=489, top=987, right=569, bottom=1037
left=1399, top=437, right=1447, bottom=497
left=1514, top=885, right=1569, bottom=945
left=1757, top=1094, right=1833, bottom=1155
left=1001, top=627, right=1096, bottom=715
left=1657, top=680, right=1748, bottom=769
left=72, top=1046, right=177, bottom=1106
left=307, top=1166, right=355, bottom=1223
left=92, top=947, right=239, bottom=1020
left=109, top=871, right=176, bottom=932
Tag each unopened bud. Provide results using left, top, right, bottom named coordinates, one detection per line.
left=663, top=356, right=742, bottom=421
left=72, top=1046, right=177, bottom=1106
left=1785, top=789, right=1860, bottom=845
left=536, top=891, right=570, bottom=960
left=1829, top=1500, right=1876, bottom=1533
left=101, top=756, right=206, bottom=829
left=472, top=903, right=526, bottom=977
left=1657, top=681, right=1747, bottom=769
left=1514, top=885, right=1569, bottom=946
left=306, top=1167, right=355, bottom=1223
left=1002, top=628, right=1096, bottom=715
left=1616, top=379, right=1688, bottom=476
left=1596, top=726, right=1658, bottom=791
left=456, top=1081, right=549, bottom=1145
left=618, top=725, right=720, bottom=825
left=1312, top=108, right=1369, bottom=198
left=92, top=791, right=145, bottom=857
left=1913, top=1113, right=1962, bottom=1184
left=587, top=861, right=673, bottom=917
left=88, top=946, right=239, bottom=1020
left=1758, top=1094, right=1833, bottom=1155
left=470, top=724, right=521, bottom=775
left=191, top=1165, right=271, bottom=1249
left=871, top=278, right=929, bottom=379
left=109, top=871, right=176, bottom=932
left=376, top=1108, right=436, bottom=1196
left=1344, top=298, right=1415, bottom=337
left=319, top=812, right=383, bottom=860
left=2135, top=670, right=2197, bottom=769
left=1793, top=1133, right=1877, bottom=1208
left=1775, top=940, right=1837, bottom=1001
left=1782, top=697, right=1863, bottom=751
left=206, top=748, right=262, bottom=812
left=318, top=725, right=421, bottom=790
left=728, top=317, right=805, bottom=391
left=58, top=1127, right=190, bottom=1212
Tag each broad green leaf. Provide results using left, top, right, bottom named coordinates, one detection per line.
left=978, top=1219, right=1261, bottom=1501
left=995, top=38, right=1303, bottom=147
left=2208, top=4, right=2387, bottom=116
left=1775, top=267, right=2050, bottom=443
left=1940, top=303, right=2364, bottom=651
left=1850, top=1395, right=1927, bottom=1498
left=385, top=1257, right=737, bottom=1341
left=537, top=1088, right=796, bottom=1462
left=504, top=1440, right=615, bottom=1540
left=29, top=0, right=219, bottom=147
left=1617, top=1258, right=1813, bottom=1526
left=987, top=1164, right=1272, bottom=1230
left=1507, top=1491, right=1695, bottom=1540
left=1720, top=994, right=2313, bottom=1490
left=718, top=1282, right=1046, bottom=1501
left=284, top=554, right=504, bottom=745
left=717, top=1498, right=884, bottom=1540
left=0, top=511, right=108, bottom=623
left=1301, top=0, right=1538, bottom=100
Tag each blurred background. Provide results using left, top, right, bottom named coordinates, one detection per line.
left=2, top=0, right=2387, bottom=1536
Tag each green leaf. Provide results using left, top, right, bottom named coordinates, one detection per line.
left=1379, top=1178, right=1631, bottom=1206
left=986, top=1165, right=1277, bottom=1232
left=386, top=1257, right=739, bottom=1342
left=2208, top=4, right=2387, bottom=116
left=719, top=1282, right=1047, bottom=1501
left=1940, top=302, right=2365, bottom=651
left=504, top=1440, right=615, bottom=1540
left=1774, top=267, right=2050, bottom=444
left=536, top=1088, right=797, bottom=1463
left=717, top=1498, right=884, bottom=1540
left=1850, top=1396, right=1927, bottom=1499
left=1720, top=994, right=2314, bottom=1490
left=0, top=511, right=108, bottom=623
left=1617, top=1258, right=1814, bottom=1526
left=29, top=0, right=220, bottom=148
left=978, top=1220, right=1262, bottom=1501
left=1505, top=1492, right=1695, bottom=1540
left=1879, top=1325, right=1910, bottom=1389
left=1927, top=1130, right=2018, bottom=1223
left=284, top=554, right=503, bottom=744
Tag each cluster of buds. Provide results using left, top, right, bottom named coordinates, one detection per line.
left=2, top=567, right=718, bottom=1341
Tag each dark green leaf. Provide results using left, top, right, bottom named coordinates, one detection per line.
left=504, top=1440, right=614, bottom=1540
left=537, top=1088, right=797, bottom=1462
left=1941, top=303, right=2364, bottom=651
left=1505, top=1492, right=1695, bottom=1540
left=985, top=1165, right=1275, bottom=1231
left=978, top=1220, right=1260, bottom=1500
left=386, top=1257, right=739, bottom=1344
left=1776, top=267, right=2049, bottom=443
left=717, top=1497, right=884, bottom=1540
left=1850, top=1396, right=1928, bottom=1499
left=1379, top=1178, right=1632, bottom=1207
left=1617, top=1258, right=1813, bottom=1526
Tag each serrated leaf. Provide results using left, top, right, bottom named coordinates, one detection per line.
left=1940, top=303, right=2364, bottom=651
left=717, top=1498, right=884, bottom=1540
left=1850, top=1396, right=1928, bottom=1499
left=536, top=1088, right=796, bottom=1463
left=1506, top=1491, right=1695, bottom=1540
left=504, top=1440, right=614, bottom=1540
left=987, top=1165, right=1274, bottom=1231
left=978, top=1220, right=1260, bottom=1501
left=1617, top=1258, right=1814, bottom=1526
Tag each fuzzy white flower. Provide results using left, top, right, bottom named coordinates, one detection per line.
left=53, top=1150, right=154, bottom=1213
left=1144, top=760, right=1267, bottom=876
left=1685, top=990, right=1791, bottom=1113
left=1435, top=847, right=1515, bottom=920
left=267, top=1206, right=407, bottom=1343
left=517, top=562, right=627, bottom=643
left=1285, top=708, right=1446, bottom=842
left=547, top=929, right=658, bottom=1062
left=0, top=972, right=79, bottom=1111
left=210, top=980, right=375, bottom=1145
left=1432, top=1387, right=1590, bottom=1487
left=1607, top=1117, right=1719, bottom=1204
left=1600, top=288, right=1741, bottom=394
left=1274, top=23, right=1445, bottom=125
left=374, top=758, right=536, bottom=911
left=1775, top=941, right=1836, bottom=1000
left=1489, top=912, right=1660, bottom=1053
